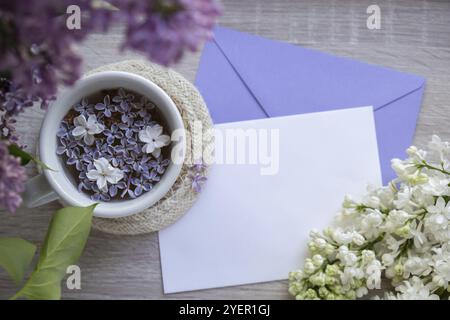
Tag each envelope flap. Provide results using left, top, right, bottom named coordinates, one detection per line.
left=213, top=27, right=425, bottom=116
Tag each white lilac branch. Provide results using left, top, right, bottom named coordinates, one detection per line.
left=289, top=135, right=450, bottom=300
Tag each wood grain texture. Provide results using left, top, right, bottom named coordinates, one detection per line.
left=1, top=0, right=450, bottom=299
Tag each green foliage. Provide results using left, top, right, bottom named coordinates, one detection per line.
left=0, top=238, right=36, bottom=285
left=1, top=204, right=96, bottom=300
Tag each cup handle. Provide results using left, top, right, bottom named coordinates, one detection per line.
left=22, top=174, right=59, bottom=208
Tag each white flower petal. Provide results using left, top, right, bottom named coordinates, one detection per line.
left=94, top=158, right=110, bottom=172
left=86, top=170, right=100, bottom=180
left=84, top=134, right=95, bottom=145
left=74, top=115, right=87, bottom=127
left=96, top=123, right=105, bottom=133
left=436, top=197, right=445, bottom=210
left=150, top=124, right=163, bottom=137
left=96, top=176, right=107, bottom=191
left=139, top=129, right=151, bottom=143
left=87, top=115, right=98, bottom=126
left=72, top=126, right=86, bottom=138
left=154, top=134, right=170, bottom=148
left=143, top=142, right=155, bottom=154
left=152, top=148, right=161, bottom=158
left=106, top=169, right=124, bottom=184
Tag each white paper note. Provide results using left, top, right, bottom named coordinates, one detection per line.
left=159, top=106, right=381, bottom=293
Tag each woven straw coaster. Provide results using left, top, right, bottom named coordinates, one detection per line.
left=81, top=60, right=214, bottom=235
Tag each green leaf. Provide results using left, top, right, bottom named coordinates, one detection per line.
left=7, top=144, right=33, bottom=165
left=11, top=204, right=96, bottom=300
left=0, top=238, right=36, bottom=285
left=7, top=143, right=55, bottom=171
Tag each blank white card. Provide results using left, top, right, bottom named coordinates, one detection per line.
left=159, top=106, right=381, bottom=293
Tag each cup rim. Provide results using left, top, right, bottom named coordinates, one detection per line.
left=39, top=71, right=186, bottom=218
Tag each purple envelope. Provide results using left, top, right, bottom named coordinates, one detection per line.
left=195, top=27, right=425, bottom=184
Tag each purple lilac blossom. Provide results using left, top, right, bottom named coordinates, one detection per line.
left=0, top=1, right=112, bottom=113
left=188, top=159, right=207, bottom=192
left=112, top=0, right=222, bottom=66
left=0, top=140, right=26, bottom=212
left=1, top=1, right=218, bottom=209
left=95, top=95, right=114, bottom=118
left=189, top=172, right=207, bottom=193
left=57, top=88, right=171, bottom=202
left=0, top=0, right=220, bottom=143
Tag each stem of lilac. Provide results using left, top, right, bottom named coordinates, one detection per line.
left=418, top=161, right=450, bottom=176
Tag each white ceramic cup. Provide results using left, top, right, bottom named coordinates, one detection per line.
left=23, top=71, right=186, bottom=218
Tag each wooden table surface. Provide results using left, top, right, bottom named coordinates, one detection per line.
left=1, top=0, right=450, bottom=299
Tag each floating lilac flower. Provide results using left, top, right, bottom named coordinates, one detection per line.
left=86, top=158, right=124, bottom=192
left=113, top=88, right=134, bottom=112
left=109, top=182, right=124, bottom=197
left=74, top=98, right=95, bottom=115
left=78, top=179, right=94, bottom=193
left=94, top=140, right=115, bottom=158
left=0, top=141, right=26, bottom=212
left=120, top=136, right=139, bottom=153
left=137, top=109, right=151, bottom=121
left=125, top=151, right=149, bottom=174
left=103, top=124, right=124, bottom=144
left=121, top=113, right=137, bottom=138
left=149, top=156, right=170, bottom=174
left=56, top=137, right=78, bottom=157
left=56, top=121, right=71, bottom=138
left=144, top=170, right=161, bottom=183
left=94, top=95, right=115, bottom=118
left=72, top=114, right=105, bottom=145
left=121, top=112, right=135, bottom=127
left=131, top=177, right=153, bottom=196
left=120, top=177, right=136, bottom=199
left=134, top=96, right=156, bottom=111
left=67, top=147, right=84, bottom=171
left=139, top=124, right=171, bottom=157
left=132, top=119, right=146, bottom=130
left=91, top=192, right=111, bottom=202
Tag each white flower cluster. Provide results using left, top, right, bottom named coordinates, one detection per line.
left=289, top=135, right=450, bottom=300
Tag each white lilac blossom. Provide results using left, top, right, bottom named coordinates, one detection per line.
left=56, top=88, right=171, bottom=202
left=72, top=114, right=104, bottom=146
left=380, top=277, right=439, bottom=300
left=86, top=158, right=124, bottom=192
left=138, top=124, right=171, bottom=158
left=289, top=135, right=450, bottom=300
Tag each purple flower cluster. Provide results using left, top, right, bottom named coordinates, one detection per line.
left=0, top=1, right=219, bottom=211
left=0, top=140, right=26, bottom=212
left=188, top=160, right=207, bottom=193
left=0, top=1, right=220, bottom=121
left=0, top=78, right=29, bottom=143
left=0, top=1, right=110, bottom=113
left=57, top=88, right=170, bottom=202
left=114, top=0, right=222, bottom=65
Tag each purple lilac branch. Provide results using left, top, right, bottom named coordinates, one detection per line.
left=0, top=140, right=26, bottom=212
left=0, top=0, right=221, bottom=212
